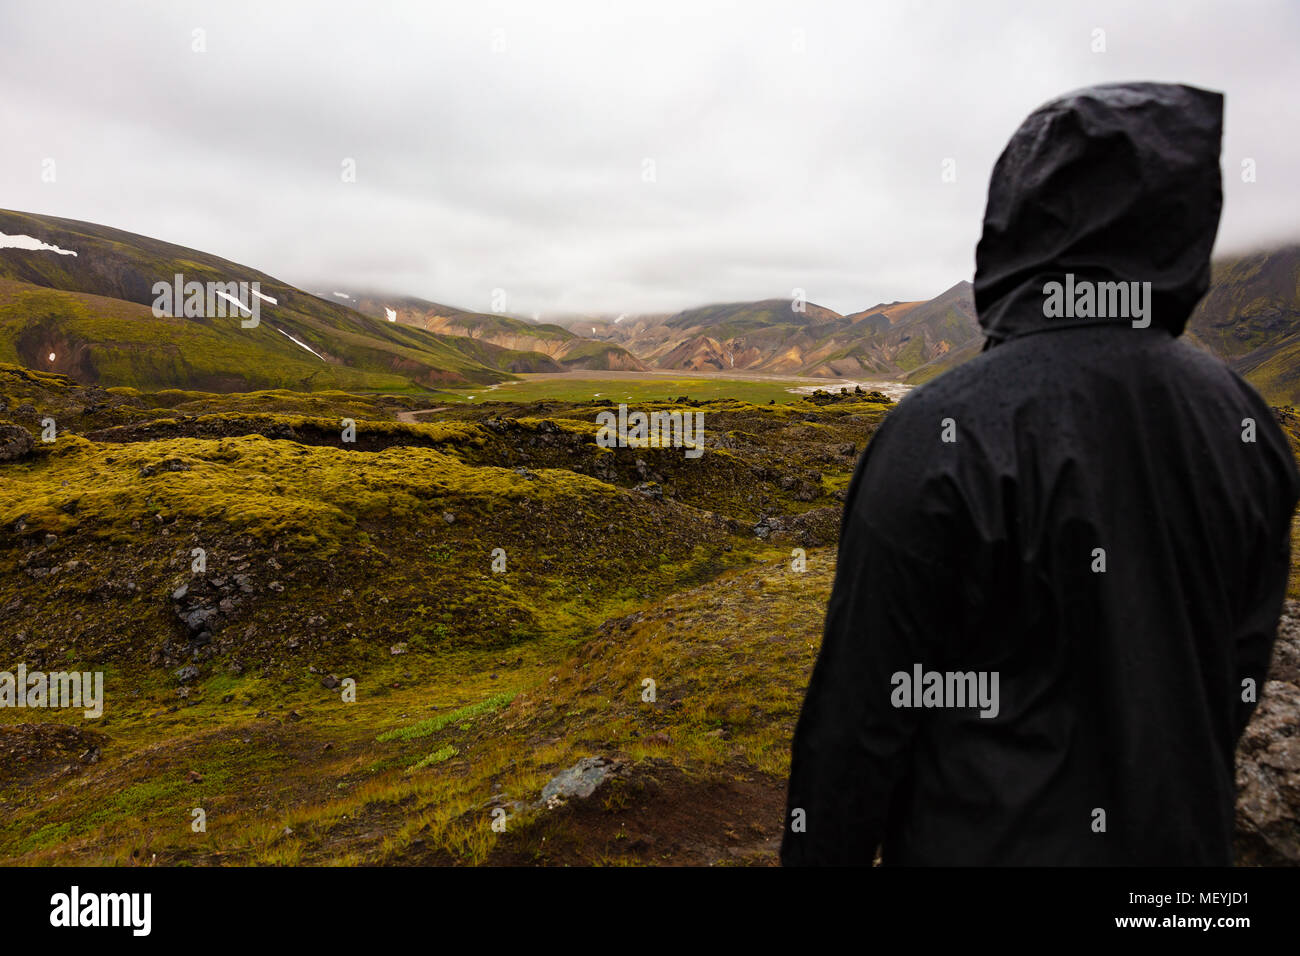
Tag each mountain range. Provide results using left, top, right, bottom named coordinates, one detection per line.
left=557, top=281, right=982, bottom=383
left=553, top=245, right=1300, bottom=402
left=1, top=208, right=1297, bottom=402
left=346, top=293, right=647, bottom=373
left=0, top=210, right=640, bottom=394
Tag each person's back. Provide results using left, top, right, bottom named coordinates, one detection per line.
left=782, top=82, right=1300, bottom=866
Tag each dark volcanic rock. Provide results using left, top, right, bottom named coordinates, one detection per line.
left=632, top=481, right=664, bottom=500
left=0, top=422, right=35, bottom=463
left=183, top=606, right=217, bottom=633
left=174, top=664, right=200, bottom=684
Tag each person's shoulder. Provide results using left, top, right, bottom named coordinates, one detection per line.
left=1163, top=335, right=1246, bottom=382
left=1164, top=336, right=1287, bottom=417
left=882, top=347, right=1001, bottom=430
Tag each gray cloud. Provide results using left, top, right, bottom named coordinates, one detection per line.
left=1, top=0, right=1296, bottom=317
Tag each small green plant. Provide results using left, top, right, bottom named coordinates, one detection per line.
left=408, top=746, right=458, bottom=773
left=377, top=692, right=516, bottom=742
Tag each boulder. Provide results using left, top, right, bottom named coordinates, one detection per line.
left=536, top=756, right=626, bottom=808
left=0, top=422, right=35, bottom=463
left=1235, top=600, right=1300, bottom=865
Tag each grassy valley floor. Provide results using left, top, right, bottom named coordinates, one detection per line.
left=0, top=364, right=889, bottom=864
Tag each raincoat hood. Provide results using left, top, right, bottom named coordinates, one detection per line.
left=974, top=82, right=1223, bottom=343
left=784, top=81, right=1298, bottom=869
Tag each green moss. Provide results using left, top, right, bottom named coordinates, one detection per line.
left=378, top=692, right=516, bottom=742
left=13, top=822, right=72, bottom=855
left=408, top=746, right=459, bottom=772
left=0, top=274, right=513, bottom=394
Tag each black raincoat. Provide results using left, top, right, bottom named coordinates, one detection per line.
left=782, top=83, right=1300, bottom=866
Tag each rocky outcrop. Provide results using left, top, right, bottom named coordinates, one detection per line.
left=536, top=756, right=627, bottom=809
left=1235, top=600, right=1300, bottom=864
left=0, top=421, right=34, bottom=463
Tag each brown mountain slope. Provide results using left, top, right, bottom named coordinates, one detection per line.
left=351, top=294, right=648, bottom=372
left=549, top=290, right=978, bottom=382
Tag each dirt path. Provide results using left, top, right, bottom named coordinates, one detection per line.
left=396, top=406, right=449, bottom=423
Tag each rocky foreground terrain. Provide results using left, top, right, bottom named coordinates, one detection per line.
left=1235, top=602, right=1300, bottom=864
left=0, top=362, right=1296, bottom=865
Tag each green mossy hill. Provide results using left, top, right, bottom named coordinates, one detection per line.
left=0, top=279, right=501, bottom=394
left=0, top=205, right=531, bottom=393
left=0, top=361, right=424, bottom=434
left=77, top=397, right=893, bottom=522
left=437, top=396, right=891, bottom=517
left=0, top=431, right=759, bottom=672
left=0, top=379, right=894, bottom=697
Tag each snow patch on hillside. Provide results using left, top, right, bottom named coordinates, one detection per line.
left=0, top=232, right=77, bottom=256
left=212, top=289, right=253, bottom=315
left=275, top=327, right=326, bottom=361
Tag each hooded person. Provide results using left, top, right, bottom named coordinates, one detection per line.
left=781, top=82, right=1300, bottom=866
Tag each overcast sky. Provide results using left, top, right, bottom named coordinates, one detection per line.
left=2, top=0, right=1296, bottom=317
